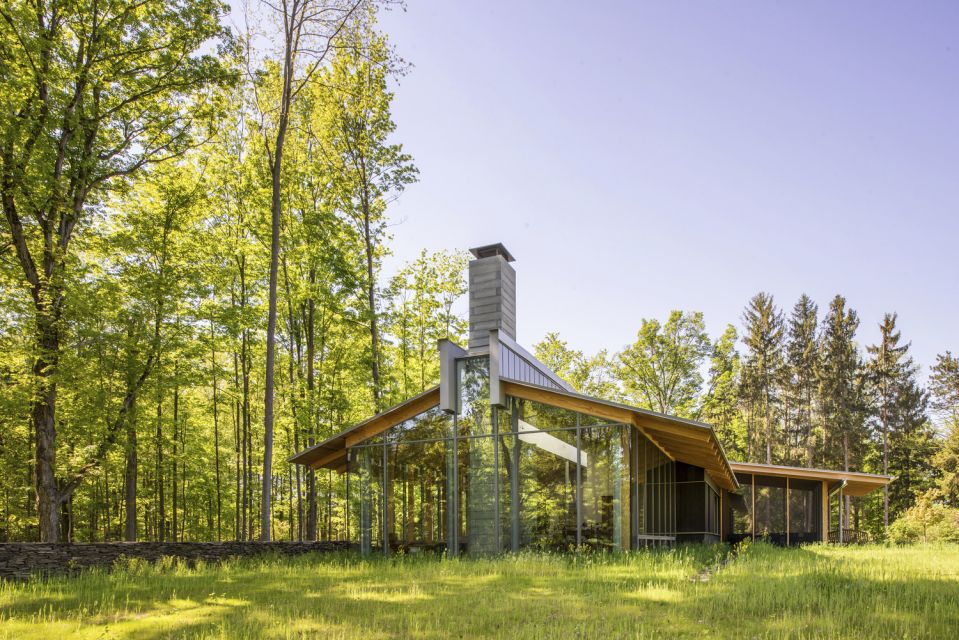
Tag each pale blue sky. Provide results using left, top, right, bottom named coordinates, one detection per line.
left=373, top=1, right=958, bottom=373
left=235, top=2, right=959, bottom=375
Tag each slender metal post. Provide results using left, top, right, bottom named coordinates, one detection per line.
left=382, top=443, right=389, bottom=557
left=786, top=477, right=790, bottom=546
left=751, top=474, right=756, bottom=541
left=449, top=416, right=459, bottom=557
left=575, top=413, right=582, bottom=549
left=510, top=401, right=520, bottom=552
left=492, top=405, right=500, bottom=552
left=838, top=485, right=844, bottom=543
left=345, top=452, right=350, bottom=544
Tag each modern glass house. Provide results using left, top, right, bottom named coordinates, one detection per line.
left=291, top=243, right=892, bottom=554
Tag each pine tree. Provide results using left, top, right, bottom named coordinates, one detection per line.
left=786, top=295, right=819, bottom=466
left=885, top=379, right=937, bottom=520
left=741, top=293, right=785, bottom=463
left=865, top=313, right=912, bottom=528
left=930, top=352, right=959, bottom=505
left=817, top=295, right=866, bottom=529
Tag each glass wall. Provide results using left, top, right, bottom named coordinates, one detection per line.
left=348, top=356, right=679, bottom=555
left=456, top=357, right=507, bottom=554
left=352, top=445, right=383, bottom=555
left=387, top=440, right=449, bottom=550
left=350, top=406, right=454, bottom=554
left=580, top=425, right=629, bottom=550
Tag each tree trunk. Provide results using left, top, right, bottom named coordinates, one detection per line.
left=33, top=307, right=62, bottom=542
left=211, top=318, right=222, bottom=541
left=361, top=196, right=382, bottom=410
left=282, top=257, right=304, bottom=541
left=764, top=388, right=773, bottom=464
left=233, top=350, right=241, bottom=541
left=124, top=399, right=138, bottom=542
left=172, top=366, right=179, bottom=542
left=156, top=378, right=165, bottom=542
left=881, top=404, right=889, bottom=530
left=306, top=283, right=318, bottom=541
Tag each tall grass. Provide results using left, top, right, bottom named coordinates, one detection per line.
left=0, top=543, right=956, bottom=639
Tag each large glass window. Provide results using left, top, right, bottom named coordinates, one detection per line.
left=580, top=425, right=629, bottom=550
left=352, top=445, right=383, bottom=554
left=456, top=357, right=505, bottom=554
left=513, top=424, right=578, bottom=550
left=350, top=406, right=454, bottom=555
left=387, top=439, right=450, bottom=552
left=388, top=406, right=452, bottom=443
left=346, top=364, right=683, bottom=555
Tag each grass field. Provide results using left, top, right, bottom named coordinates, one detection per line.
left=1, top=542, right=957, bottom=639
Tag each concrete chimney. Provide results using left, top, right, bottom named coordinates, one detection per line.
left=468, top=243, right=516, bottom=352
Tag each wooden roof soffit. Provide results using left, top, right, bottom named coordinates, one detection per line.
left=728, top=462, right=893, bottom=497
left=500, top=380, right=738, bottom=491
left=289, top=386, right=441, bottom=469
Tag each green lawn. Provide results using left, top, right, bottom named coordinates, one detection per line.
left=1, top=543, right=957, bottom=639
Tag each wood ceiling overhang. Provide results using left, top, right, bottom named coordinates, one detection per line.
left=288, top=386, right=440, bottom=471
left=728, top=461, right=893, bottom=497
left=289, top=379, right=759, bottom=494
left=500, top=381, right=740, bottom=491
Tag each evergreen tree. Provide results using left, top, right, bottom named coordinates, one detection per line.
left=817, top=295, right=866, bottom=529
left=930, top=352, right=959, bottom=505
left=930, top=352, right=959, bottom=424
left=865, top=313, right=912, bottom=527
left=935, top=423, right=959, bottom=506
left=740, top=293, right=785, bottom=463
left=786, top=295, right=819, bottom=466
left=885, top=379, right=937, bottom=521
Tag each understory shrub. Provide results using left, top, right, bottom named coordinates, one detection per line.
left=888, top=490, right=959, bottom=543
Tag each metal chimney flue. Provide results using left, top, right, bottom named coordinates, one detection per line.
left=468, top=243, right=516, bottom=352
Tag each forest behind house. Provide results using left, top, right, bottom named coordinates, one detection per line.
left=0, top=0, right=957, bottom=545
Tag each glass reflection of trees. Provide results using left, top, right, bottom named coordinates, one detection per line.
left=352, top=406, right=454, bottom=554
left=349, top=356, right=680, bottom=555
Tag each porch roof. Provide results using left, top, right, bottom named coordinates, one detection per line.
left=728, top=461, right=894, bottom=497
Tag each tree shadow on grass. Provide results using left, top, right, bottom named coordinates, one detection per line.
left=4, top=546, right=955, bottom=639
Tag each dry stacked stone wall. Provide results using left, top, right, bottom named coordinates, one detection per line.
left=0, top=541, right=350, bottom=580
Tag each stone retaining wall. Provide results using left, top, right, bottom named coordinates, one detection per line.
left=0, top=541, right=350, bottom=580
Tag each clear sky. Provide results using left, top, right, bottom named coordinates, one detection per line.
left=371, top=1, right=959, bottom=374
left=234, top=1, right=959, bottom=375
